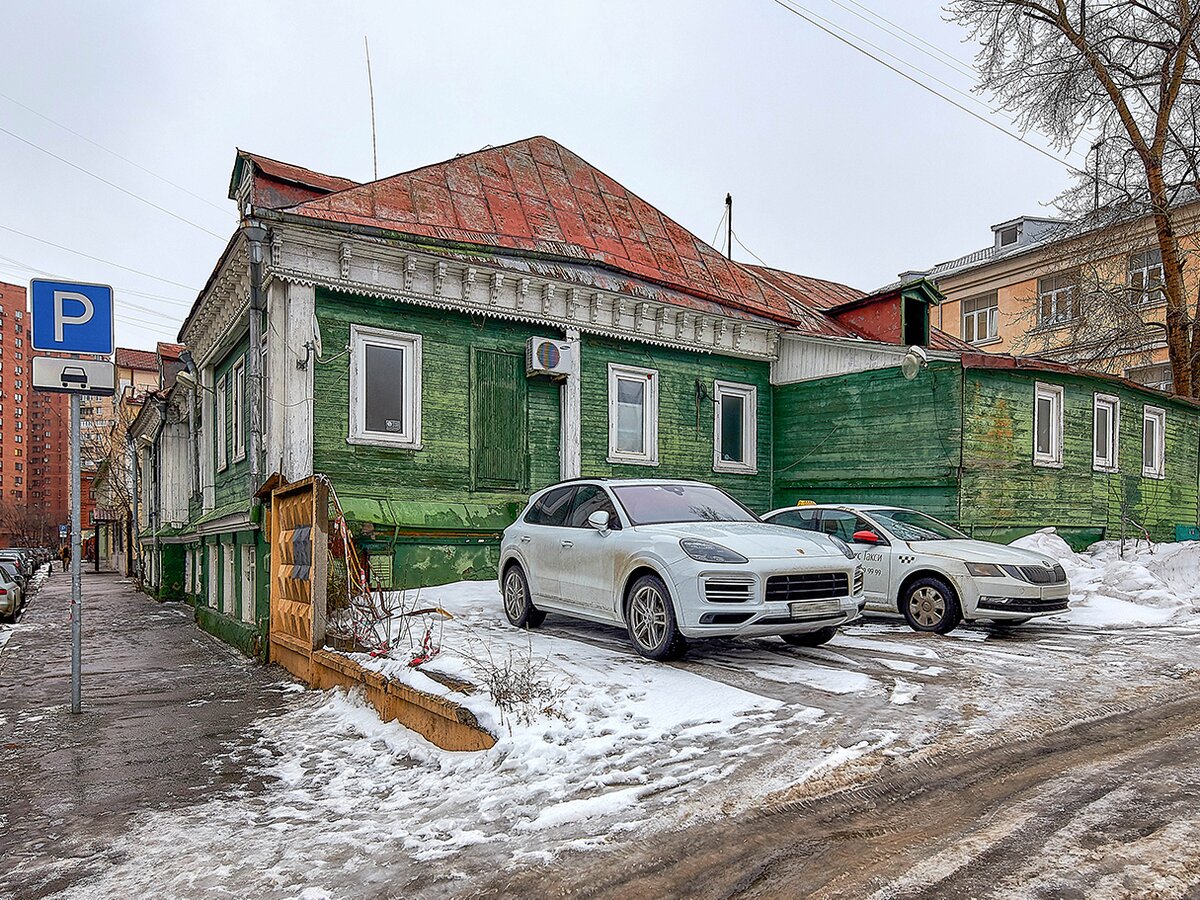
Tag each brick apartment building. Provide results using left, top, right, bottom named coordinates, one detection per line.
left=0, top=281, right=75, bottom=547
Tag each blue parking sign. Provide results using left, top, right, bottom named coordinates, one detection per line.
left=29, top=279, right=114, bottom=355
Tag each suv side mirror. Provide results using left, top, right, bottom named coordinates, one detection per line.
left=587, top=510, right=611, bottom=533
left=852, top=530, right=882, bottom=545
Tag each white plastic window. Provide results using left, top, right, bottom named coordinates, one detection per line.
left=1093, top=394, right=1119, bottom=472
left=349, top=324, right=422, bottom=449
left=1142, top=406, right=1166, bottom=478
left=1033, top=382, right=1064, bottom=467
left=713, top=380, right=757, bottom=474
left=607, top=363, right=658, bottom=465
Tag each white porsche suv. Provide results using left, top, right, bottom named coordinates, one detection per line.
left=499, top=479, right=865, bottom=660
left=762, top=504, right=1071, bottom=633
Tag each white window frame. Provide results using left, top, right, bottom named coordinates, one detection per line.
left=348, top=324, right=422, bottom=449
left=961, top=293, right=999, bottom=344
left=231, top=357, right=246, bottom=462
left=215, top=373, right=228, bottom=471
left=222, top=543, right=235, bottom=616
left=607, top=363, right=659, bottom=466
left=1142, top=405, right=1166, bottom=479
left=1037, top=273, right=1076, bottom=326
left=1092, top=393, right=1120, bottom=472
left=1033, top=382, right=1064, bottom=468
left=1129, top=249, right=1165, bottom=305
left=712, top=380, right=758, bottom=474
left=241, top=544, right=256, bottom=624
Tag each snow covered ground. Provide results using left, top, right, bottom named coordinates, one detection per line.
left=61, top=539, right=1200, bottom=899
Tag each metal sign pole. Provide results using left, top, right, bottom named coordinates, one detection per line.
left=70, top=391, right=82, bottom=714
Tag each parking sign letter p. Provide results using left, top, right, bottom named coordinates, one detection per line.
left=54, top=291, right=94, bottom=343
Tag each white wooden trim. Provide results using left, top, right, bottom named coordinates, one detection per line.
left=1142, top=405, right=1166, bottom=478
left=215, top=373, right=229, bottom=472
left=712, top=380, right=758, bottom=474
left=347, top=323, right=422, bottom=449
left=607, top=363, right=659, bottom=466
left=1033, top=382, right=1064, bottom=468
left=1092, top=392, right=1120, bottom=473
left=231, top=357, right=246, bottom=463
left=560, top=329, right=582, bottom=480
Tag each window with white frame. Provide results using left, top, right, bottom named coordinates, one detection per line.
left=1033, top=382, right=1064, bottom=467
left=962, top=293, right=999, bottom=344
left=349, top=324, right=422, bottom=448
left=241, top=544, right=256, bottom=624
left=222, top=543, right=235, bottom=616
left=1093, top=393, right=1119, bottom=471
left=1142, top=405, right=1166, bottom=478
left=1038, top=272, right=1077, bottom=326
left=713, top=380, right=757, bottom=473
left=607, top=363, right=658, bottom=465
left=215, top=373, right=228, bottom=471
left=231, top=357, right=246, bottom=462
left=207, top=548, right=218, bottom=609
left=1129, top=249, right=1165, bottom=305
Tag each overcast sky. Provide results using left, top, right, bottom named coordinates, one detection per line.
left=0, top=1, right=1088, bottom=351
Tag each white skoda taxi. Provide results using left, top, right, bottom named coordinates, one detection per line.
left=762, top=504, right=1071, bottom=633
left=499, top=479, right=865, bottom=660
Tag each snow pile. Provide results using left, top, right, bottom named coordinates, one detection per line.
left=1010, top=530, right=1200, bottom=627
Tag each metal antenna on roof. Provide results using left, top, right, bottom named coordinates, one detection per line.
left=365, top=36, right=379, bottom=180
left=725, top=193, right=733, bottom=261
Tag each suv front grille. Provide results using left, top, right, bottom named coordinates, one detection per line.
left=765, top=572, right=849, bottom=603
left=704, top=578, right=755, bottom=603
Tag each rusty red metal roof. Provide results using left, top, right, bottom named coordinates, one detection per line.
left=231, top=150, right=359, bottom=210
left=287, top=137, right=828, bottom=326
left=156, top=342, right=184, bottom=360
left=115, top=347, right=158, bottom=371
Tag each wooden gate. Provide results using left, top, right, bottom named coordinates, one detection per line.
left=268, top=475, right=328, bottom=681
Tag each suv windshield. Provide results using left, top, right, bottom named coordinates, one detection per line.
left=870, top=509, right=966, bottom=541
left=611, top=484, right=758, bottom=526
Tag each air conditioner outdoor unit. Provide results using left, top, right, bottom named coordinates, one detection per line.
left=526, top=337, right=573, bottom=377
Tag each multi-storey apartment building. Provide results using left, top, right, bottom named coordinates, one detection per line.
left=929, top=202, right=1200, bottom=392
left=0, top=281, right=73, bottom=547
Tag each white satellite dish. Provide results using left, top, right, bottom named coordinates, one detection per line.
left=901, top=345, right=928, bottom=380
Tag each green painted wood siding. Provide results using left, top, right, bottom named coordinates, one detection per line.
left=960, top=370, right=1199, bottom=543
left=312, top=289, right=560, bottom=528
left=772, top=362, right=963, bottom=522
left=577, top=335, right=773, bottom=512
left=213, top=338, right=249, bottom=510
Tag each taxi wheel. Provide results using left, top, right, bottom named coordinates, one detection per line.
left=901, top=576, right=962, bottom=634
left=781, top=626, right=838, bottom=647
left=502, top=564, right=545, bottom=629
left=626, top=574, right=687, bottom=661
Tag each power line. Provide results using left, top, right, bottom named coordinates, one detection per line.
left=836, top=0, right=978, bottom=78
left=0, top=222, right=202, bottom=292
left=731, top=229, right=770, bottom=267
left=0, top=91, right=232, bottom=217
left=0, top=124, right=226, bottom=240
left=770, top=0, right=1095, bottom=178
left=0, top=251, right=192, bottom=308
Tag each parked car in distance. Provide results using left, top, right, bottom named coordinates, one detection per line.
left=0, top=552, right=29, bottom=582
left=0, top=561, right=26, bottom=592
left=0, top=564, right=24, bottom=623
left=499, top=479, right=865, bottom=660
left=762, top=504, right=1070, bottom=633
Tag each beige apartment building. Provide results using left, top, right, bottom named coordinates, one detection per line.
left=929, top=201, right=1200, bottom=392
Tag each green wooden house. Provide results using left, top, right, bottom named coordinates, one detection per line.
left=136, top=137, right=1200, bottom=657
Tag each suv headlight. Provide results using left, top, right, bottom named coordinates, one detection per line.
left=827, top=535, right=857, bottom=560
left=965, top=562, right=1005, bottom=577
left=680, top=539, right=748, bottom=564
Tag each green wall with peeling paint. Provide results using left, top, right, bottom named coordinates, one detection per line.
left=771, top=361, right=1200, bottom=548
left=312, top=288, right=773, bottom=587
left=773, top=361, right=963, bottom=522
left=961, top=368, right=1199, bottom=545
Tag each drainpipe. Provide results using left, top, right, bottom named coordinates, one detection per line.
left=244, top=221, right=267, bottom=506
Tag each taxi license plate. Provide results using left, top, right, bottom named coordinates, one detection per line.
left=790, top=599, right=841, bottom=619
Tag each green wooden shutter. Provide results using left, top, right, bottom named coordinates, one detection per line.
left=471, top=349, right=527, bottom=490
